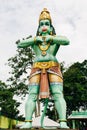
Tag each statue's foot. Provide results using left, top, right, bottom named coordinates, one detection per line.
left=60, top=122, right=69, bottom=129
left=20, top=122, right=32, bottom=129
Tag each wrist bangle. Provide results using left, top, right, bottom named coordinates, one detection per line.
left=50, top=37, right=53, bottom=43
left=59, top=119, right=67, bottom=122
left=34, top=37, right=36, bottom=44
left=25, top=120, right=32, bottom=122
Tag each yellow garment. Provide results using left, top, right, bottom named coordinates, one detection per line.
left=33, top=61, right=59, bottom=73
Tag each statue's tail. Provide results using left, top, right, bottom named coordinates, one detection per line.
left=41, top=98, right=57, bottom=129
left=41, top=98, right=48, bottom=128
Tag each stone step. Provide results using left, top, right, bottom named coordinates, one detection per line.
left=5, top=128, right=78, bottom=130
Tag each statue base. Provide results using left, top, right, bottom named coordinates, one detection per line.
left=7, top=128, right=78, bottom=130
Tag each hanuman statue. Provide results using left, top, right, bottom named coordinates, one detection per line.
left=18, top=8, right=70, bottom=129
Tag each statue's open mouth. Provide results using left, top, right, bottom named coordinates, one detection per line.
left=42, top=28, right=47, bottom=32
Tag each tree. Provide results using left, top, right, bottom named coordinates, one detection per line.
left=63, top=60, right=87, bottom=115
left=0, top=80, right=21, bottom=118
left=0, top=36, right=36, bottom=120
left=43, top=60, right=87, bottom=120
left=7, top=36, right=35, bottom=96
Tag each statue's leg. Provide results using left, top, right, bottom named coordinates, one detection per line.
left=49, top=74, right=69, bottom=128
left=20, top=74, right=40, bottom=129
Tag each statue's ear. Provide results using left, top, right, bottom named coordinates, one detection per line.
left=50, top=27, right=53, bottom=35
left=50, top=27, right=52, bottom=31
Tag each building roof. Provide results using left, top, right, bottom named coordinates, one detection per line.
left=32, top=116, right=60, bottom=127
left=68, top=110, right=87, bottom=120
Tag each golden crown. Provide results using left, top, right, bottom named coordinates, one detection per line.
left=39, top=8, right=52, bottom=23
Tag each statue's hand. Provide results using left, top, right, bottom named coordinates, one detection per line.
left=35, top=36, right=43, bottom=44
left=45, top=35, right=53, bottom=44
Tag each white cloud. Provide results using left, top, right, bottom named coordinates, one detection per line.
left=0, top=0, right=86, bottom=78
left=0, top=0, right=87, bottom=81
left=0, top=0, right=87, bottom=116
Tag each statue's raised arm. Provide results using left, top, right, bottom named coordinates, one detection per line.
left=17, top=37, right=35, bottom=48
left=55, top=35, right=69, bottom=45
left=45, top=35, right=69, bottom=45
left=17, top=36, right=43, bottom=48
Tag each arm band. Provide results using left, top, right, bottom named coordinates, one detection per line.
left=25, top=120, right=32, bottom=122
left=34, top=36, right=36, bottom=44
left=59, top=119, right=67, bottom=122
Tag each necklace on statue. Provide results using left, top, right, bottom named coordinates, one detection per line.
left=39, top=43, right=50, bottom=56
left=39, top=36, right=50, bottom=56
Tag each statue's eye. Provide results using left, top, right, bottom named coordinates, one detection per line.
left=40, top=21, right=50, bottom=27
left=45, top=22, right=50, bottom=26
left=40, top=22, right=44, bottom=26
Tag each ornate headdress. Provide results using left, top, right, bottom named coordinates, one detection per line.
left=39, top=8, right=52, bottom=23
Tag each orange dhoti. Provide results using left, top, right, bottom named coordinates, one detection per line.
left=29, top=61, right=63, bottom=99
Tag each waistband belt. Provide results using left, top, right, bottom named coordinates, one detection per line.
left=33, top=61, right=59, bottom=73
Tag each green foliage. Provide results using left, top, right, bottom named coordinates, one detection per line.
left=0, top=37, right=34, bottom=119
left=45, top=99, right=58, bottom=121
left=63, top=60, right=87, bottom=114
left=43, top=60, right=87, bottom=120
left=0, top=80, right=21, bottom=118
left=7, top=39, right=35, bottom=96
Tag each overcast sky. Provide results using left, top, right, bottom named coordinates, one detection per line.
left=0, top=0, right=87, bottom=116
left=0, top=0, right=87, bottom=82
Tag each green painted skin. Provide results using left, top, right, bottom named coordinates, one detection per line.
left=18, top=19, right=70, bottom=129
left=18, top=20, right=69, bottom=63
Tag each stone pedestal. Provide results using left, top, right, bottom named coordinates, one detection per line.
left=7, top=128, right=78, bottom=130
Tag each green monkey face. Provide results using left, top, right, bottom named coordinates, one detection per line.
left=39, top=19, right=52, bottom=36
